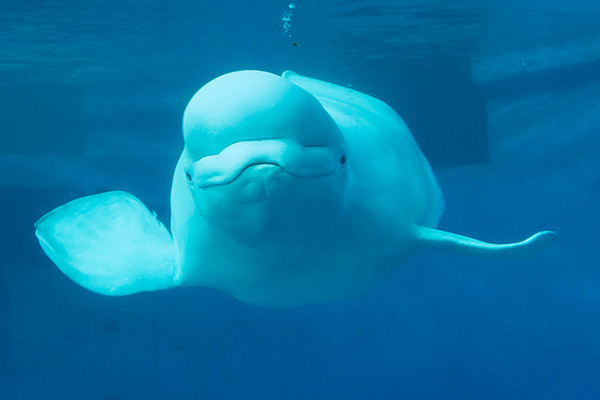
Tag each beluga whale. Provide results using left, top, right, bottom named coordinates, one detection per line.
left=35, top=70, right=557, bottom=307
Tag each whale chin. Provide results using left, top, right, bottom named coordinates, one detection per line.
left=191, top=165, right=348, bottom=246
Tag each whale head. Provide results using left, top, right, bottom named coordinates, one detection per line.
left=181, top=71, right=349, bottom=245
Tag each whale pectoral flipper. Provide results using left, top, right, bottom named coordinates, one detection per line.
left=415, top=226, right=557, bottom=260
left=35, top=191, right=178, bottom=296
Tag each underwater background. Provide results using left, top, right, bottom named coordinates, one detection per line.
left=1, top=0, right=599, bottom=399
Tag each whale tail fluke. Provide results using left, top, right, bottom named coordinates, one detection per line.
left=35, top=191, right=179, bottom=296
left=415, top=226, right=557, bottom=261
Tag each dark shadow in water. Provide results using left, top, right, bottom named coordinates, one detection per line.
left=101, top=320, right=119, bottom=334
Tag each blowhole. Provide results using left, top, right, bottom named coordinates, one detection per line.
left=340, top=155, right=347, bottom=165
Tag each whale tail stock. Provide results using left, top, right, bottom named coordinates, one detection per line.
left=414, top=226, right=557, bottom=260
left=35, top=191, right=179, bottom=296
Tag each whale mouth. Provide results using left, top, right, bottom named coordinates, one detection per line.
left=191, top=139, right=340, bottom=188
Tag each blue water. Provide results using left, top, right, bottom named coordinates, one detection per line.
left=1, top=1, right=599, bottom=399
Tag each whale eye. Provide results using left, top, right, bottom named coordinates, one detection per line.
left=340, top=155, right=347, bottom=165
left=185, top=171, right=192, bottom=183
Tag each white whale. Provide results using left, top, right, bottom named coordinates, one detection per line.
left=35, top=70, right=556, bottom=307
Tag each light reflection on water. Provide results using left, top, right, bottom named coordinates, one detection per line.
left=1, top=0, right=599, bottom=85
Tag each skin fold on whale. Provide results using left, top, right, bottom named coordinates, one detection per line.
left=35, top=70, right=557, bottom=308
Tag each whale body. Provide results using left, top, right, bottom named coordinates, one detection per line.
left=35, top=70, right=556, bottom=307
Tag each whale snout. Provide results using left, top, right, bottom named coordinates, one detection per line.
left=190, top=139, right=345, bottom=188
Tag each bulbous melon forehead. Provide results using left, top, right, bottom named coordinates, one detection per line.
left=182, top=71, right=343, bottom=161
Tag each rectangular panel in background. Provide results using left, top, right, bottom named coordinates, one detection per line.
left=347, top=52, right=489, bottom=169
